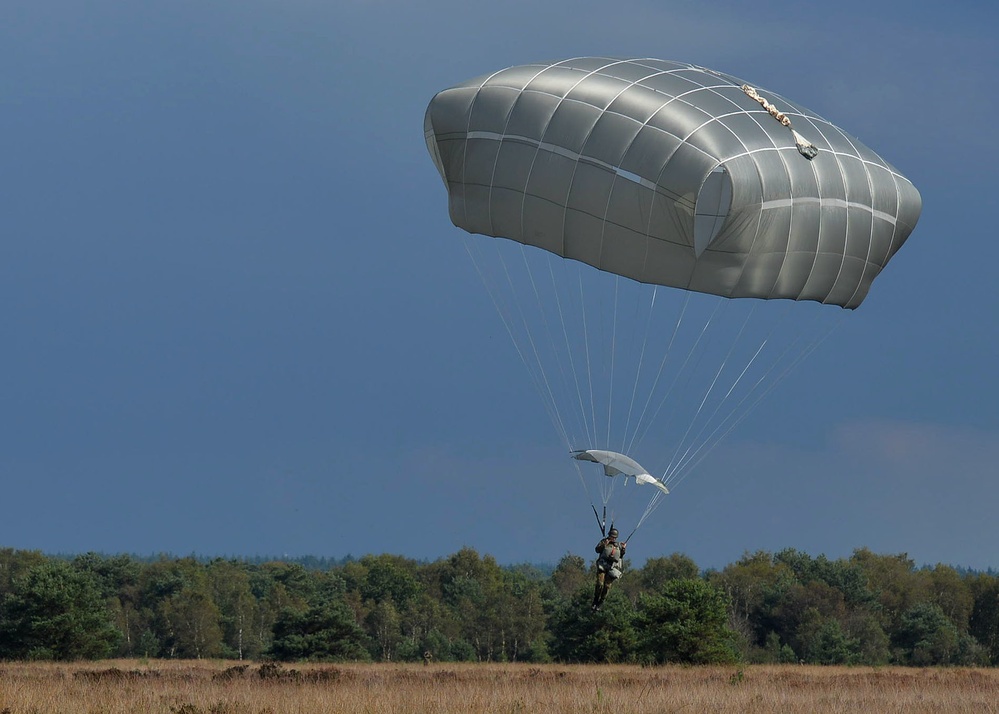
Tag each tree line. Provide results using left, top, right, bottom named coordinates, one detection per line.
left=0, top=546, right=997, bottom=666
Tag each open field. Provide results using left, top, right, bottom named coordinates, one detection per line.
left=1, top=660, right=997, bottom=714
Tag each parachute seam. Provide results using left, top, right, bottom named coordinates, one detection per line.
left=781, top=116, right=838, bottom=304
left=716, top=86, right=788, bottom=300
left=823, top=126, right=869, bottom=307
left=517, top=60, right=624, bottom=261
left=841, top=136, right=882, bottom=308
left=641, top=82, right=771, bottom=295
left=484, top=67, right=552, bottom=241
left=880, top=173, right=906, bottom=275
left=761, top=104, right=804, bottom=302
left=461, top=68, right=514, bottom=237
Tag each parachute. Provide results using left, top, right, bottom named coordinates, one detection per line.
left=573, top=450, right=670, bottom=495
left=424, top=58, right=920, bottom=532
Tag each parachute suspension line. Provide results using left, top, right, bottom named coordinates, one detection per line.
left=661, top=300, right=761, bottom=482
left=518, top=247, right=611, bottom=510
left=624, top=290, right=692, bottom=456
left=631, top=481, right=667, bottom=538
left=662, top=343, right=787, bottom=491
left=662, top=341, right=808, bottom=494
left=631, top=295, right=727, bottom=454
left=664, top=301, right=801, bottom=484
left=662, top=306, right=846, bottom=493
left=461, top=238, right=574, bottom=454
left=638, top=305, right=844, bottom=529
left=658, top=302, right=797, bottom=490
left=567, top=452, right=599, bottom=511
left=546, top=257, right=613, bottom=508
left=630, top=508, right=654, bottom=539
left=547, top=257, right=591, bottom=455
left=462, top=238, right=609, bottom=511
left=495, top=245, right=578, bottom=451
left=577, top=269, right=600, bottom=457
left=606, top=276, right=621, bottom=449
left=621, top=286, right=660, bottom=454
left=663, top=333, right=768, bottom=487
left=622, top=524, right=639, bottom=545
left=516, top=245, right=584, bottom=450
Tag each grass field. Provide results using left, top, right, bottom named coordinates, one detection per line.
left=1, top=660, right=997, bottom=713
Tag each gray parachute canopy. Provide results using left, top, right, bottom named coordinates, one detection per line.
left=424, top=58, right=921, bottom=308
left=572, top=450, right=670, bottom=495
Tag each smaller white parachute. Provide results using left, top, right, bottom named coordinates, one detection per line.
left=572, top=450, right=670, bottom=496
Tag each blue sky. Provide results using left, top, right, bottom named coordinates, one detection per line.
left=2, top=1, right=997, bottom=570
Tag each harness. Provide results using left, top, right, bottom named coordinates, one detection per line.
left=597, top=541, right=623, bottom=575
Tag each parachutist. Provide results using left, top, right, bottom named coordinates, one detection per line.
left=592, top=528, right=626, bottom=610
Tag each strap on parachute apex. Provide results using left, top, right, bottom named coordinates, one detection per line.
left=741, top=84, right=818, bottom=159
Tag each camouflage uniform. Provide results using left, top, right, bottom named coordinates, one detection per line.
left=592, top=531, right=626, bottom=610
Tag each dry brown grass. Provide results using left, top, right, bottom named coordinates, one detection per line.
left=0, top=660, right=997, bottom=714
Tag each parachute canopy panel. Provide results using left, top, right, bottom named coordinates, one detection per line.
left=424, top=57, right=921, bottom=308
left=573, top=450, right=670, bottom=495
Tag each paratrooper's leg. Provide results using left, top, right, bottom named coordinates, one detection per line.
left=592, top=571, right=606, bottom=610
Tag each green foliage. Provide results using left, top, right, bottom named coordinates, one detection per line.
left=549, top=554, right=588, bottom=599
left=548, top=589, right=636, bottom=663
left=0, top=546, right=995, bottom=666
left=894, top=602, right=959, bottom=665
left=357, top=554, right=421, bottom=606
left=850, top=549, right=922, bottom=633
left=798, top=616, right=859, bottom=665
left=919, top=565, right=974, bottom=631
left=0, top=548, right=48, bottom=594
left=763, top=631, right=797, bottom=663
left=207, top=559, right=262, bottom=660
left=268, top=580, right=369, bottom=662
left=892, top=602, right=986, bottom=665
left=772, top=580, right=856, bottom=664
left=640, top=554, right=700, bottom=588
left=969, top=575, right=999, bottom=664
left=136, top=558, right=224, bottom=659
left=137, top=628, right=161, bottom=658
left=0, top=559, right=120, bottom=660
left=845, top=612, right=891, bottom=665
left=710, top=548, right=965, bottom=666
left=72, top=553, right=143, bottom=657
left=634, top=578, right=737, bottom=664
left=365, top=599, right=402, bottom=660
